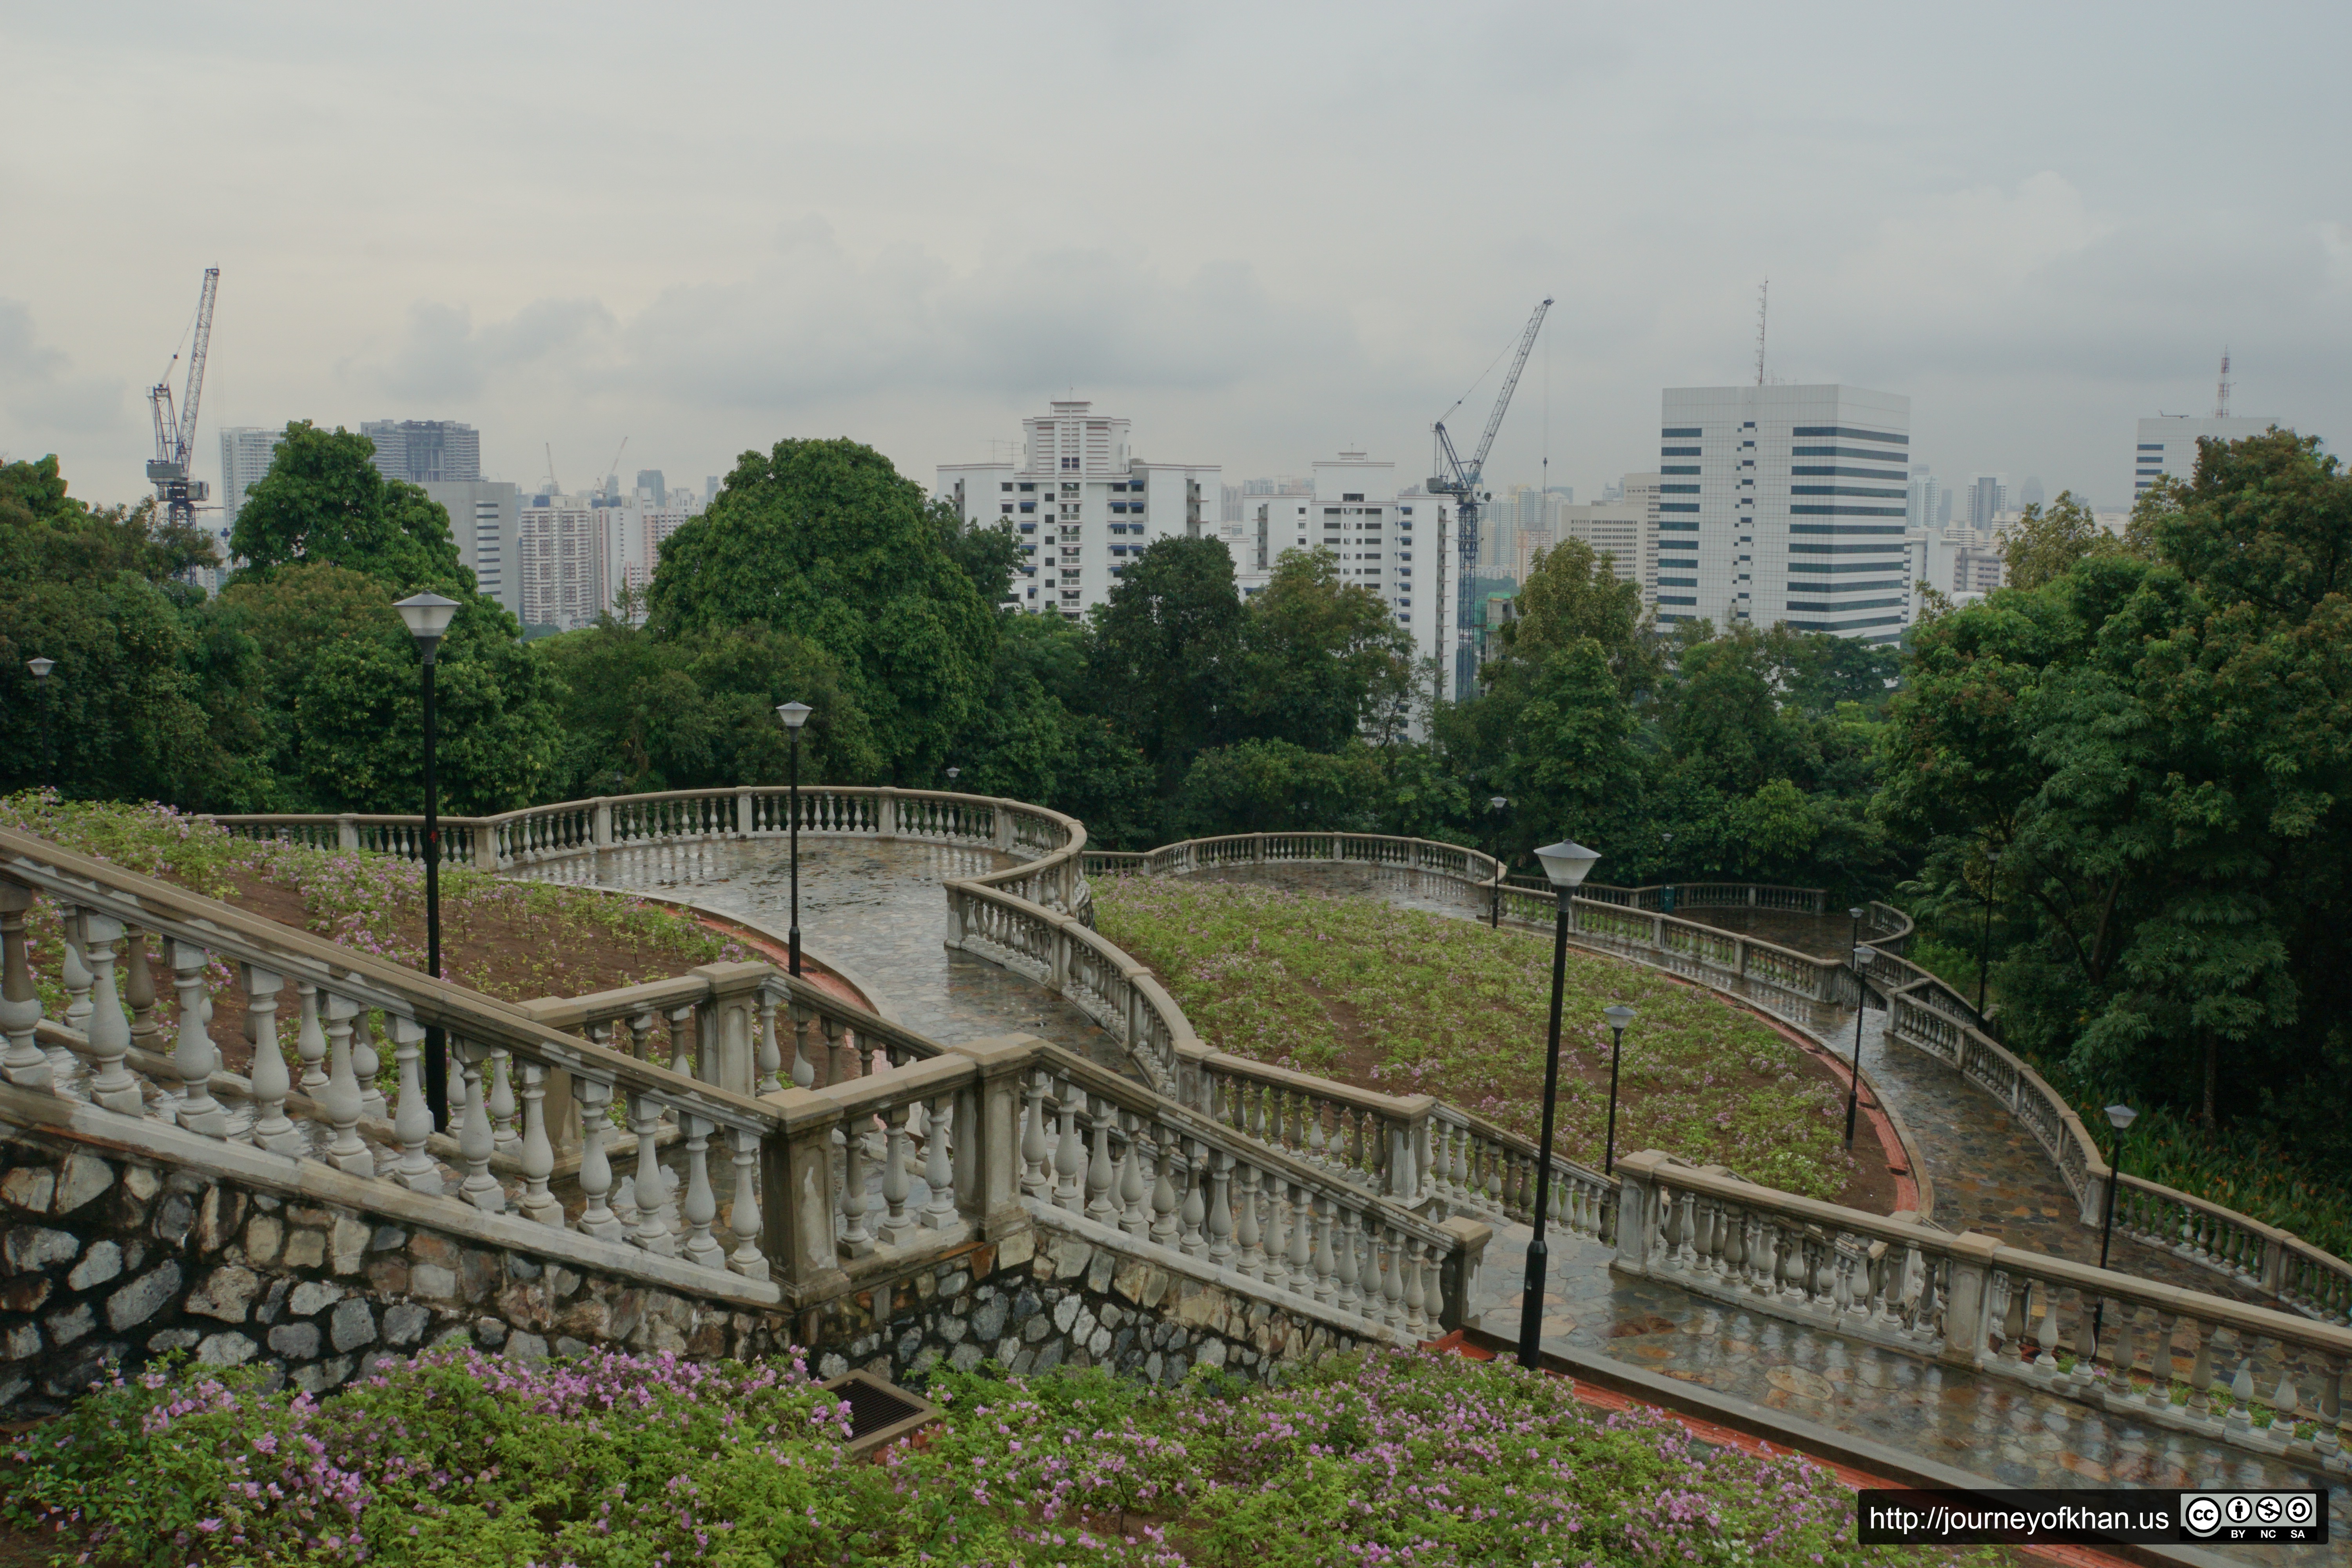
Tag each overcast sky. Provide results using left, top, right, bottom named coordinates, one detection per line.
left=5, top=2, right=2349, bottom=515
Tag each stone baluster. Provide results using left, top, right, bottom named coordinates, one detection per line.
left=2269, top=1366, right=2300, bottom=1440
left=160, top=932, right=220, bottom=1125
left=1205, top=1152, right=1234, bottom=1268
left=727, top=1128, right=768, bottom=1279
left=124, top=927, right=163, bottom=1053
left=754, top=991, right=783, bottom=1095
left=351, top=1010, right=386, bottom=1121
left=1336, top=1209, right=1365, bottom=1313
left=628, top=1091, right=677, bottom=1255
left=788, top=1001, right=815, bottom=1090
left=1403, top=1238, right=1430, bottom=1337
left=2315, top=1356, right=2343, bottom=1460
left=292, top=980, right=328, bottom=1093
left=59, top=910, right=93, bottom=1035
left=923, top=1093, right=958, bottom=1229
left=1117, top=1112, right=1149, bottom=1238
left=457, top=1042, right=503, bottom=1212
left=1178, top=1145, right=1207, bottom=1256
left=1232, top=1166, right=1270, bottom=1279
left=0, top=886, right=48, bottom=1088
left=1310, top=1195, right=1337, bottom=1303
left=1085, top=1096, right=1118, bottom=1225
left=1447, top=1123, right=1471, bottom=1208
left=681, top=1116, right=724, bottom=1268
left=487, top=1047, right=520, bottom=1154
left=243, top=966, right=299, bottom=1153
left=316, top=993, right=371, bottom=1174
left=1148, top=1124, right=1180, bottom=1247
left=1304, top=1099, right=1328, bottom=1169
left=878, top=1102, right=913, bottom=1245
left=2224, top=1346, right=2257, bottom=1431
left=575, top=1079, right=621, bottom=1238
left=626, top=1009, right=655, bottom=1068
left=1907, top=1250, right=1941, bottom=1340
left=1052, top=1085, right=1085, bottom=1214
left=1019, top=1071, right=1050, bottom=1196
left=1379, top=1226, right=1405, bottom=1328
left=1485, top=1143, right=1506, bottom=1217
left=828, top=1016, right=858, bottom=1086
left=515, top=1062, right=560, bottom=1225
left=1832, top=1242, right=1861, bottom=1318
left=666, top=1004, right=696, bottom=1082
left=389, top=1017, right=440, bottom=1193
left=2028, top=1282, right=2059, bottom=1376
left=1776, top=1224, right=1805, bottom=1299
left=837, top=1111, right=874, bottom=1258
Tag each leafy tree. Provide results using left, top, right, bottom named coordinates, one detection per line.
left=1233, top=551, right=1414, bottom=752
left=931, top=501, right=1024, bottom=608
left=1083, top=535, right=1245, bottom=793
left=229, top=423, right=470, bottom=593
left=1172, top=739, right=1387, bottom=836
left=1999, top=491, right=2127, bottom=591
left=649, top=439, right=996, bottom=781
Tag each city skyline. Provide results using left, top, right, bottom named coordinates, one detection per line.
left=5, top=5, right=2348, bottom=520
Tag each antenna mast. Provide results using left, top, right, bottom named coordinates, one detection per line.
left=1755, top=280, right=1768, bottom=386
left=2214, top=348, right=2231, bottom=417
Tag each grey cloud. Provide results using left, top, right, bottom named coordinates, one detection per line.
left=369, top=298, right=618, bottom=402
left=0, top=300, right=126, bottom=440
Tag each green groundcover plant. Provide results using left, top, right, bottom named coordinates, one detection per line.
left=1, top=1345, right=1988, bottom=1567
left=1094, top=878, right=1858, bottom=1201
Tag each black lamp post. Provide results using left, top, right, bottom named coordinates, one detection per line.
left=1488, top=796, right=1508, bottom=927
left=392, top=592, right=459, bottom=1130
left=26, top=659, right=55, bottom=789
left=777, top=702, right=811, bottom=976
left=1844, top=944, right=1877, bottom=1148
left=2091, top=1102, right=2138, bottom=1352
left=1975, top=848, right=2002, bottom=1021
left=1518, top=837, right=1601, bottom=1370
left=1601, top=1002, right=1636, bottom=1176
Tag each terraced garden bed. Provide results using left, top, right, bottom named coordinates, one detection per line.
left=1094, top=878, right=1894, bottom=1208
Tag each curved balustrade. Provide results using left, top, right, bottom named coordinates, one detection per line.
left=211, top=785, right=1089, bottom=914
left=1612, top=1151, right=2351, bottom=1472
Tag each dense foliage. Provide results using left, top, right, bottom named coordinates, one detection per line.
left=1, top=1345, right=1968, bottom=1567
left=1095, top=878, right=1861, bottom=1200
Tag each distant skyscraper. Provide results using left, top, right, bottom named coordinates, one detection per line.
left=218, top=426, right=283, bottom=526
left=420, top=481, right=522, bottom=619
left=2018, top=475, right=2045, bottom=509
left=1656, top=384, right=1911, bottom=642
left=1906, top=466, right=1939, bottom=532
left=361, top=420, right=481, bottom=485
left=634, top=468, right=666, bottom=500
left=704, top=475, right=722, bottom=509
left=2133, top=416, right=2276, bottom=500
left=1966, top=475, right=2007, bottom=531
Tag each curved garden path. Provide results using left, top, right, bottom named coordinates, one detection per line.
left=524, top=841, right=2342, bottom=1556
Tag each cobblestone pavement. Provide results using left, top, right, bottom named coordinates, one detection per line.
left=1466, top=1225, right=2347, bottom=1565
left=524, top=838, right=1124, bottom=1065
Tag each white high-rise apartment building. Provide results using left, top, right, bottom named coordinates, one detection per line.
left=937, top=400, right=1217, bottom=619
left=1657, top=385, right=1911, bottom=642
left=420, top=481, right=522, bottom=619
left=210, top=425, right=286, bottom=586
left=2133, top=416, right=2276, bottom=500
left=1242, top=453, right=1451, bottom=657
left=361, top=420, right=481, bottom=485
left=1549, top=502, right=1644, bottom=586
left=517, top=492, right=605, bottom=632
left=1618, top=472, right=1664, bottom=606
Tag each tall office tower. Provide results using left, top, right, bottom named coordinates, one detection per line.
left=1656, top=385, right=1911, bottom=642
left=2018, top=475, right=2045, bottom=509
left=704, top=475, right=722, bottom=508
left=517, top=491, right=606, bottom=632
left=1966, top=475, right=2007, bottom=530
left=2133, top=415, right=2276, bottom=500
left=420, top=481, right=522, bottom=618
left=634, top=469, right=666, bottom=502
left=1906, top=467, right=1939, bottom=532
left=1617, top=472, right=1664, bottom=609
left=218, top=426, right=283, bottom=526
left=937, top=400, right=1218, bottom=620
left=360, top=420, right=481, bottom=484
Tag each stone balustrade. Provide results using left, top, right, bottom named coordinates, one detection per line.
left=211, top=786, right=1089, bottom=915
left=1611, top=1151, right=2351, bottom=1472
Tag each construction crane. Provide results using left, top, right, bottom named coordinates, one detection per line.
left=602, top=437, right=629, bottom=498
left=147, top=267, right=220, bottom=530
left=2215, top=348, right=2232, bottom=417
left=1428, top=296, right=1551, bottom=701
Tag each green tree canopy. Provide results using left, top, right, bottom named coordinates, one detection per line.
left=229, top=423, right=470, bottom=594
left=1234, top=550, right=1415, bottom=751
left=648, top=439, right=996, bottom=780
left=1083, top=535, right=1245, bottom=792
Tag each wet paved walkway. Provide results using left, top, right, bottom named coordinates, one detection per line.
left=521, top=838, right=1122, bottom=1062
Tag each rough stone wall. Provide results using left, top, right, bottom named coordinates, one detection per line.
left=0, top=1130, right=1365, bottom=1416
left=801, top=1224, right=1365, bottom=1391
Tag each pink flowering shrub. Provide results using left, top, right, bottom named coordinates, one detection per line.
left=1094, top=879, right=1856, bottom=1200
left=4, top=1345, right=1985, bottom=1566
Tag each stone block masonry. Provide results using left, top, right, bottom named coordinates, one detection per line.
left=0, top=1129, right=1361, bottom=1416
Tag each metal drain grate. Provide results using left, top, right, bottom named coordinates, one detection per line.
left=821, top=1369, right=942, bottom=1456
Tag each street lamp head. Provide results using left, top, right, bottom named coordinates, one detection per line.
left=775, top=701, right=813, bottom=731
left=1602, top=1004, right=1635, bottom=1030
left=1848, top=905, right=1864, bottom=920
left=2104, top=1103, right=2138, bottom=1132
left=1854, top=944, right=1878, bottom=967
left=1534, top=840, right=1601, bottom=889
left=946, top=766, right=961, bottom=783
left=391, top=592, right=460, bottom=655
left=26, top=657, right=55, bottom=679
left=1488, top=795, right=1507, bottom=812
left=1986, top=847, right=2003, bottom=866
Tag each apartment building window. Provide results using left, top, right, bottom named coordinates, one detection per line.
left=1000, top=482, right=1013, bottom=491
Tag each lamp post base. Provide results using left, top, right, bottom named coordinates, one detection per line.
left=1516, top=1236, right=1549, bottom=1368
